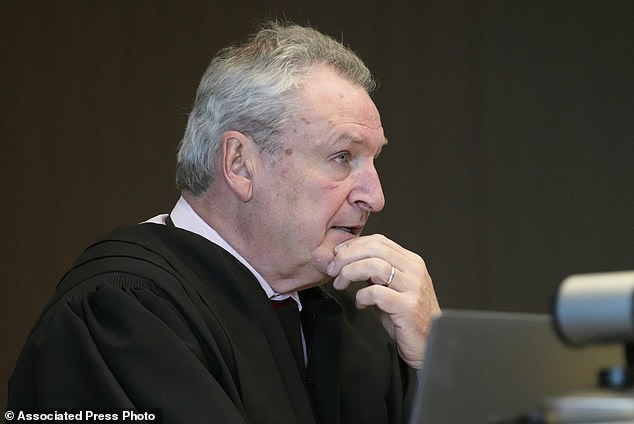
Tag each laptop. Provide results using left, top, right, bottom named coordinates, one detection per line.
left=407, top=310, right=624, bottom=423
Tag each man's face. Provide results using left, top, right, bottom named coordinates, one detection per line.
left=244, top=67, right=387, bottom=293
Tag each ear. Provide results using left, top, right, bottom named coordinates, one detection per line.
left=220, top=131, right=255, bottom=202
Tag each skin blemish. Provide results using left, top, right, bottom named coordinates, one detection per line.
left=285, top=148, right=293, bottom=156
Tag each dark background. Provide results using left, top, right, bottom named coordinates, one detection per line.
left=2, top=0, right=632, bottom=405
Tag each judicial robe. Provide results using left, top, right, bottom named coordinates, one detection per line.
left=8, top=223, right=412, bottom=423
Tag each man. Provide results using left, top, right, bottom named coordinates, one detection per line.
left=8, top=22, right=440, bottom=423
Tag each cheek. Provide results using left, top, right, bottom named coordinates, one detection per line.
left=270, top=163, right=351, bottom=231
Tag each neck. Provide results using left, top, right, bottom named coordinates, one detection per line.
left=182, top=191, right=330, bottom=294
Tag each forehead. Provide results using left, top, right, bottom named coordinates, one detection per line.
left=291, top=67, right=386, bottom=149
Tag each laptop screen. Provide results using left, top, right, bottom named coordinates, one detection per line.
left=407, top=310, right=622, bottom=423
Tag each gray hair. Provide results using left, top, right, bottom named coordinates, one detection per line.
left=175, top=21, right=376, bottom=196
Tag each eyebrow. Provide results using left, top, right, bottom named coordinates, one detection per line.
left=335, top=133, right=389, bottom=147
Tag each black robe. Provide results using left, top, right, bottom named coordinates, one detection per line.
left=7, top=223, right=412, bottom=423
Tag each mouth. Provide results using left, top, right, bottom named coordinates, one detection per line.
left=331, top=225, right=363, bottom=236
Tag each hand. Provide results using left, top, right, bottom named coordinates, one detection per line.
left=326, top=234, right=440, bottom=370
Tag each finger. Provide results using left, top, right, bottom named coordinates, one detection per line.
left=335, top=234, right=399, bottom=260
left=338, top=234, right=424, bottom=263
left=332, top=258, right=393, bottom=290
left=354, top=284, right=403, bottom=312
left=329, top=234, right=424, bottom=277
left=327, top=234, right=397, bottom=276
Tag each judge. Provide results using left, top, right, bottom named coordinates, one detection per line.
left=7, top=21, right=440, bottom=423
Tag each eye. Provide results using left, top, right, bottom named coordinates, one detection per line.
left=332, top=151, right=351, bottom=165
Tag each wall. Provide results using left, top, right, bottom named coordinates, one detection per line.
left=2, top=0, right=632, bottom=406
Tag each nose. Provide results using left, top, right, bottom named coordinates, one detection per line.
left=349, top=161, right=385, bottom=212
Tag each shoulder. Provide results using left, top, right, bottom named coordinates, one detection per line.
left=46, top=222, right=250, bottom=322
left=28, top=224, right=228, bottom=350
left=56, top=224, right=180, bottom=296
left=64, top=222, right=233, bottom=288
left=36, top=224, right=212, bottom=329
